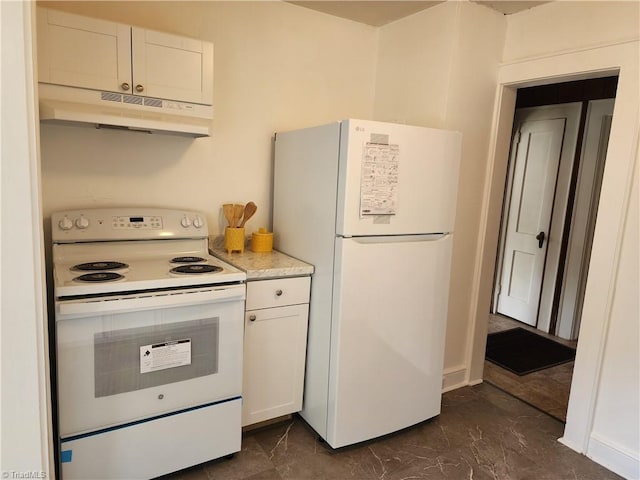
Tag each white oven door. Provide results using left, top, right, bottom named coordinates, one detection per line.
left=55, top=284, right=245, bottom=437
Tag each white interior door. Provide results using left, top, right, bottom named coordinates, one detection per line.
left=495, top=103, right=581, bottom=329
left=496, top=118, right=567, bottom=325
left=556, top=99, right=614, bottom=339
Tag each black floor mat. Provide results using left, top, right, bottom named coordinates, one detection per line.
left=485, top=327, right=576, bottom=376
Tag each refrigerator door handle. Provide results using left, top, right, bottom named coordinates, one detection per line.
left=342, top=233, right=450, bottom=244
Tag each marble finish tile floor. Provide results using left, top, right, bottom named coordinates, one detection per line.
left=159, top=383, right=620, bottom=480
left=484, top=315, right=577, bottom=422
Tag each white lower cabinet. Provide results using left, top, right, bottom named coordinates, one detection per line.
left=242, top=277, right=310, bottom=427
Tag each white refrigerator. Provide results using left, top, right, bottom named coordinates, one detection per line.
left=273, top=119, right=461, bottom=448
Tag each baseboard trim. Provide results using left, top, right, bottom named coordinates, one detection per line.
left=586, top=433, right=639, bottom=480
left=442, top=365, right=469, bottom=393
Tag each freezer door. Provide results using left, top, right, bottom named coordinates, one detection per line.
left=327, top=234, right=452, bottom=447
left=337, top=119, right=461, bottom=236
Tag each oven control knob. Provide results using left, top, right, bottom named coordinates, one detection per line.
left=75, top=217, right=90, bottom=229
left=58, top=217, right=73, bottom=231
left=180, top=216, right=191, bottom=228
left=193, top=216, right=204, bottom=229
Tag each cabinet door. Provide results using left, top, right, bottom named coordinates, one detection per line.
left=242, top=304, right=309, bottom=427
left=37, top=8, right=131, bottom=93
left=131, top=28, right=213, bottom=105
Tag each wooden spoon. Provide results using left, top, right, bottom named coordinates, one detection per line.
left=233, top=204, right=244, bottom=228
left=223, top=204, right=234, bottom=227
left=239, top=201, right=257, bottom=228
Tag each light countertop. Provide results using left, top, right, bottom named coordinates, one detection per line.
left=209, top=236, right=314, bottom=280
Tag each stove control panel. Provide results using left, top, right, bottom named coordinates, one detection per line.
left=52, top=208, right=209, bottom=243
left=112, top=215, right=163, bottom=230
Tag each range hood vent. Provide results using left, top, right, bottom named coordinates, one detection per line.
left=39, top=84, right=213, bottom=137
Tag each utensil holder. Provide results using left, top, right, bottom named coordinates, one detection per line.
left=224, top=227, right=245, bottom=253
left=251, top=228, right=273, bottom=253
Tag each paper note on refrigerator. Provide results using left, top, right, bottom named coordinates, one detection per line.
left=360, top=142, right=399, bottom=216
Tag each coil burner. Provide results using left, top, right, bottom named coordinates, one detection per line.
left=170, top=256, right=206, bottom=264
left=170, top=265, right=222, bottom=275
left=74, top=272, right=124, bottom=283
left=72, top=261, right=129, bottom=271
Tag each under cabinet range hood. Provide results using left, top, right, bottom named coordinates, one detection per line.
left=38, top=84, right=213, bottom=137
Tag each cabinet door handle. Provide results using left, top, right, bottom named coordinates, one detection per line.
left=249, top=314, right=256, bottom=322
left=135, top=84, right=144, bottom=92
left=275, top=289, right=283, bottom=296
left=121, top=82, right=130, bottom=91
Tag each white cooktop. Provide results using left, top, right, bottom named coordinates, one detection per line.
left=51, top=208, right=246, bottom=297
left=53, top=240, right=245, bottom=297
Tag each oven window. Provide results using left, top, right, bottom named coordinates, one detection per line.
left=94, top=317, right=219, bottom=397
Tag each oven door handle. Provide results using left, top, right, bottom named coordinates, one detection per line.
left=57, top=285, right=246, bottom=318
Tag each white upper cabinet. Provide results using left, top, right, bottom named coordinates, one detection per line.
left=37, top=9, right=131, bottom=93
left=131, top=29, right=213, bottom=105
left=37, top=8, right=213, bottom=106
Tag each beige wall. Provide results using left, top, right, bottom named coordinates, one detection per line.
left=375, top=2, right=506, bottom=385
left=39, top=0, right=507, bottom=390
left=33, top=2, right=640, bottom=475
left=473, top=2, right=639, bottom=477
left=1, top=2, right=52, bottom=475
left=503, top=1, right=640, bottom=62
left=590, top=159, right=639, bottom=473
left=39, top=1, right=377, bottom=233
left=374, top=2, right=457, bottom=125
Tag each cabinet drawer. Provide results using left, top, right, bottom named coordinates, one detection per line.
left=246, top=277, right=310, bottom=310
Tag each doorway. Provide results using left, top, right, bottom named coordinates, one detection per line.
left=494, top=102, right=581, bottom=330
left=484, top=76, right=618, bottom=421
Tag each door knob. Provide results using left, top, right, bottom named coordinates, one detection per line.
left=135, top=84, right=144, bottom=92
left=536, top=231, right=546, bottom=248
left=121, top=82, right=130, bottom=91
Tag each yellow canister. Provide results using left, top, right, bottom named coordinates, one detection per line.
left=224, top=227, right=245, bottom=253
left=251, top=227, right=273, bottom=253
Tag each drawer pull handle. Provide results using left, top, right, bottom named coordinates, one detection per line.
left=275, top=289, right=283, bottom=296
left=249, top=314, right=256, bottom=321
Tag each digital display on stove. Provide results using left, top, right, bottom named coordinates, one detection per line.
left=112, top=215, right=162, bottom=229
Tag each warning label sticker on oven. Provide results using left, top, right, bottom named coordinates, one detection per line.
left=140, top=339, right=191, bottom=374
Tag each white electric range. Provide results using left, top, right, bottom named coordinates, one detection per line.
left=51, top=207, right=246, bottom=479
